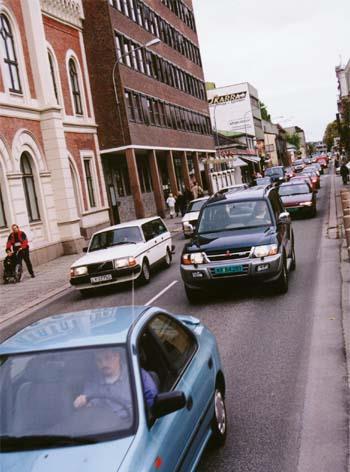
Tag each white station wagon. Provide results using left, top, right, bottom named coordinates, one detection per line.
left=70, top=217, right=172, bottom=293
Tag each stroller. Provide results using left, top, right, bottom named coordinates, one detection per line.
left=3, top=250, right=22, bottom=284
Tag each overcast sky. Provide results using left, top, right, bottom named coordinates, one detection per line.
left=193, top=0, right=350, bottom=141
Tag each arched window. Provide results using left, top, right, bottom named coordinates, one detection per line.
left=48, top=50, right=59, bottom=103
left=21, top=153, right=40, bottom=222
left=0, top=181, right=7, bottom=228
left=69, top=58, right=83, bottom=115
left=0, top=14, right=21, bottom=93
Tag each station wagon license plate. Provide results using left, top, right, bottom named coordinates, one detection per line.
left=214, top=265, right=243, bottom=275
left=90, top=274, right=113, bottom=284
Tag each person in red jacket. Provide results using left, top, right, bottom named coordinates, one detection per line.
left=6, top=224, right=35, bottom=278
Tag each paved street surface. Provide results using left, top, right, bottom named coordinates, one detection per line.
left=1, top=171, right=348, bottom=471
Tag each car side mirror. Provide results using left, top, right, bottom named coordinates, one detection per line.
left=152, top=391, right=186, bottom=419
left=185, top=223, right=194, bottom=235
left=278, top=212, right=291, bottom=224
left=82, top=247, right=88, bottom=253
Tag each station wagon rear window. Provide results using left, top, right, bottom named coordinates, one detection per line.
left=89, top=227, right=143, bottom=251
left=0, top=346, right=136, bottom=451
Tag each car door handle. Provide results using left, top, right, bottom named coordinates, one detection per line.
left=186, top=395, right=193, bottom=411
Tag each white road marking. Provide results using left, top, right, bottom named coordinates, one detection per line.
left=145, top=280, right=178, bottom=306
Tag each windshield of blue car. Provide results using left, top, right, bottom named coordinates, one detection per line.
left=197, top=200, right=273, bottom=234
left=0, top=346, right=136, bottom=451
left=89, top=227, right=142, bottom=251
left=265, top=167, right=283, bottom=177
left=279, top=184, right=310, bottom=196
left=186, top=199, right=207, bottom=213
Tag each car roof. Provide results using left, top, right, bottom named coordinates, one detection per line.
left=0, top=306, right=149, bottom=355
left=207, top=185, right=272, bottom=205
left=93, top=217, right=164, bottom=236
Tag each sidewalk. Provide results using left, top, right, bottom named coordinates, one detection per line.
left=0, top=216, right=184, bottom=328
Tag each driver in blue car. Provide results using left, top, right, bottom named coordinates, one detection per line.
left=73, top=348, right=158, bottom=414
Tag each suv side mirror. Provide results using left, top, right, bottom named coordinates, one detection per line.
left=184, top=223, right=194, bottom=236
left=278, top=211, right=291, bottom=224
left=152, top=391, right=186, bottom=419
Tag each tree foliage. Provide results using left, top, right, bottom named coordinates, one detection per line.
left=286, top=133, right=301, bottom=149
left=259, top=101, right=271, bottom=122
left=323, top=120, right=339, bottom=151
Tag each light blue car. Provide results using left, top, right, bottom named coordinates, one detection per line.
left=0, top=306, right=227, bottom=471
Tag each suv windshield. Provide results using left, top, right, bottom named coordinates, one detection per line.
left=89, top=227, right=142, bottom=251
left=197, top=200, right=272, bottom=234
left=186, top=199, right=207, bottom=213
left=0, top=346, right=136, bottom=451
left=279, top=184, right=310, bottom=196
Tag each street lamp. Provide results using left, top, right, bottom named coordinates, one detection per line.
left=112, top=38, right=161, bottom=142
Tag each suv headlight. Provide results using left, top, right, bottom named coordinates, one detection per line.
left=252, top=244, right=278, bottom=258
left=114, top=257, right=137, bottom=268
left=70, top=266, right=88, bottom=277
left=182, top=252, right=207, bottom=265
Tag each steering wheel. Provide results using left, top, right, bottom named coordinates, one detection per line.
left=87, top=395, right=132, bottom=421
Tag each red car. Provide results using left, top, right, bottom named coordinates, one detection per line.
left=315, top=155, right=328, bottom=169
left=290, top=175, right=316, bottom=191
left=301, top=170, right=320, bottom=189
left=279, top=181, right=317, bottom=218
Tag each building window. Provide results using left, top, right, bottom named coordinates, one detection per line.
left=69, top=58, right=83, bottom=115
left=84, top=158, right=96, bottom=208
left=48, top=51, right=59, bottom=103
left=0, top=14, right=22, bottom=93
left=137, top=156, right=152, bottom=193
left=0, top=182, right=7, bottom=228
left=21, top=153, right=40, bottom=222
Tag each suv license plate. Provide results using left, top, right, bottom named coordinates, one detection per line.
left=90, top=274, right=113, bottom=284
left=214, top=265, right=243, bottom=275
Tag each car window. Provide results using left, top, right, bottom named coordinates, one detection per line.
left=197, top=200, right=273, bottom=233
left=279, top=184, right=311, bottom=196
left=152, top=219, right=167, bottom=236
left=142, top=222, right=155, bottom=242
left=148, top=314, right=197, bottom=376
left=0, top=346, right=136, bottom=452
left=186, top=200, right=207, bottom=212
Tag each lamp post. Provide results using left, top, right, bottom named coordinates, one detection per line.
left=112, top=38, right=160, bottom=143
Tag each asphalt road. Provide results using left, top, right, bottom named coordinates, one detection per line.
left=26, top=171, right=347, bottom=472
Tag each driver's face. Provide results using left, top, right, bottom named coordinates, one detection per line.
left=95, top=350, right=121, bottom=377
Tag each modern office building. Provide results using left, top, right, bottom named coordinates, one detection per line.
left=83, top=0, right=215, bottom=223
left=0, top=0, right=109, bottom=267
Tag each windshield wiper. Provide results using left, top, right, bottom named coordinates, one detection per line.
left=110, top=241, right=137, bottom=246
left=0, top=434, right=98, bottom=451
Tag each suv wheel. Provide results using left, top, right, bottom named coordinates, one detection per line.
left=290, top=244, right=296, bottom=271
left=274, top=257, right=288, bottom=294
left=184, top=285, right=202, bottom=303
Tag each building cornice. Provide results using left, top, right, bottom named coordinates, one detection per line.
left=40, top=0, right=84, bottom=29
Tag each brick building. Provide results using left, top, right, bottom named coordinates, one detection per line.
left=0, top=0, right=109, bottom=266
left=83, top=0, right=215, bottom=223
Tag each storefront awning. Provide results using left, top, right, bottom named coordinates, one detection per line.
left=232, top=157, right=248, bottom=167
left=240, top=155, right=261, bottom=163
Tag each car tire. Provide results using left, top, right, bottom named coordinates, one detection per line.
left=163, top=248, right=172, bottom=269
left=290, top=244, right=296, bottom=271
left=184, top=285, right=202, bottom=303
left=210, top=386, right=227, bottom=448
left=273, top=256, right=288, bottom=294
left=139, top=259, right=151, bottom=284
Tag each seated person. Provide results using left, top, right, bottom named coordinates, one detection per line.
left=73, top=348, right=158, bottom=415
left=3, top=248, right=16, bottom=283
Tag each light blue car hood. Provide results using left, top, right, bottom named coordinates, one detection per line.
left=1, top=437, right=134, bottom=472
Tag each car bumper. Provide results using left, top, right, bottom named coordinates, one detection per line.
left=285, top=205, right=314, bottom=215
left=70, top=265, right=141, bottom=290
left=181, top=254, right=283, bottom=289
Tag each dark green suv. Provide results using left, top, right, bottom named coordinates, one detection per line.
left=180, top=186, right=296, bottom=302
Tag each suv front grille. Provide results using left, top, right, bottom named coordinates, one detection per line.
left=88, top=261, right=114, bottom=275
left=206, top=247, right=252, bottom=262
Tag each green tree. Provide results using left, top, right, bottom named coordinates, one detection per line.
left=323, top=120, right=339, bottom=151
left=286, top=133, right=301, bottom=150
left=259, top=101, right=271, bottom=122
